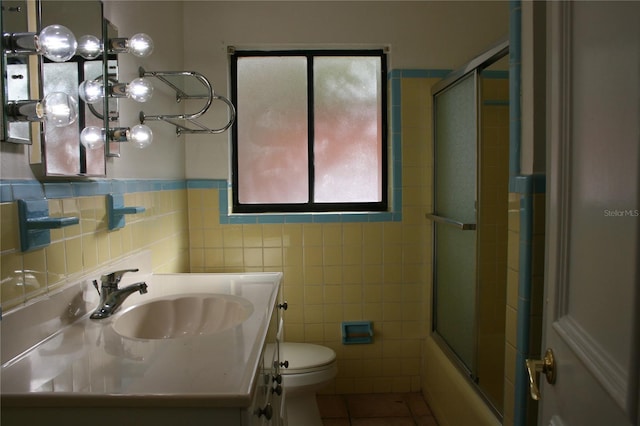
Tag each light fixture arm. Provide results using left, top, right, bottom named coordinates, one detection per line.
left=5, top=100, right=40, bottom=122
left=2, top=25, right=77, bottom=62
left=107, top=37, right=132, bottom=54
left=107, top=34, right=153, bottom=57
left=2, top=32, right=38, bottom=54
left=5, top=92, right=78, bottom=127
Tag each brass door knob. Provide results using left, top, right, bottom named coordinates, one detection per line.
left=525, top=348, right=556, bottom=400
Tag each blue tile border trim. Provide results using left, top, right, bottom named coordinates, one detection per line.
left=9, top=181, right=45, bottom=201
left=509, top=0, right=522, bottom=185
left=508, top=2, right=536, bottom=424
left=0, top=179, right=187, bottom=203
left=189, top=178, right=403, bottom=225
left=512, top=173, right=547, bottom=426
left=511, top=174, right=546, bottom=195
left=388, top=69, right=451, bottom=79
left=1, top=177, right=404, bottom=224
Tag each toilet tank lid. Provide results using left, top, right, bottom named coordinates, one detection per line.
left=279, top=342, right=336, bottom=373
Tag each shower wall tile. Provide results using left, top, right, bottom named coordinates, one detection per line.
left=187, top=189, right=428, bottom=393
left=503, top=376, right=516, bottom=426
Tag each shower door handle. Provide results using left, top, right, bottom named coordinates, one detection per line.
left=425, top=213, right=476, bottom=230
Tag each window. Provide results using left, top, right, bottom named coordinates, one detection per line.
left=231, top=50, right=387, bottom=213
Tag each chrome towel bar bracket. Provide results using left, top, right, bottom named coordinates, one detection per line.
left=138, top=67, right=236, bottom=135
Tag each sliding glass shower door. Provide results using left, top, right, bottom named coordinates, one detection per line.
left=429, top=40, right=509, bottom=416
left=431, top=71, right=478, bottom=372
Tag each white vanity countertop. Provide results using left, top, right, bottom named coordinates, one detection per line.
left=0, top=271, right=282, bottom=408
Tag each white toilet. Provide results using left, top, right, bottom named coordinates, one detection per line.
left=280, top=342, right=337, bottom=426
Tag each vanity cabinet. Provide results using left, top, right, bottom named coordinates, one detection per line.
left=247, top=298, right=287, bottom=425
left=0, top=262, right=285, bottom=426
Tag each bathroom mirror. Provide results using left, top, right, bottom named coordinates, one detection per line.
left=39, top=0, right=106, bottom=176
left=1, top=0, right=39, bottom=144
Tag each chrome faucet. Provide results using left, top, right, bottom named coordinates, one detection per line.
left=90, top=268, right=148, bottom=319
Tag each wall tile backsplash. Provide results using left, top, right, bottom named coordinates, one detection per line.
left=0, top=187, right=189, bottom=311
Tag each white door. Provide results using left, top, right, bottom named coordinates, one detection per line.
left=541, top=1, right=640, bottom=426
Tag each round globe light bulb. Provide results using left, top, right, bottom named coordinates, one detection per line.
left=38, top=92, right=78, bottom=127
left=77, top=34, right=102, bottom=60
left=37, top=25, right=77, bottom=62
left=129, top=124, right=153, bottom=148
left=80, top=126, right=106, bottom=150
left=126, top=78, right=154, bottom=103
left=127, top=33, right=153, bottom=57
left=78, top=80, right=104, bottom=104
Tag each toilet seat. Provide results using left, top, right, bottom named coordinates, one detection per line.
left=280, top=342, right=336, bottom=375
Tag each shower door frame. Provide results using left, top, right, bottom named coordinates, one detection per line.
left=429, top=38, right=509, bottom=417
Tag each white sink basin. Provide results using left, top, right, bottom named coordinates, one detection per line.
left=112, top=293, right=254, bottom=340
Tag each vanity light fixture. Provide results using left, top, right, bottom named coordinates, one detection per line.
left=107, top=33, right=153, bottom=57
left=80, top=124, right=153, bottom=150
left=77, top=34, right=102, bottom=60
left=78, top=33, right=154, bottom=60
left=78, top=77, right=154, bottom=104
left=2, top=24, right=77, bottom=62
left=6, top=92, right=78, bottom=127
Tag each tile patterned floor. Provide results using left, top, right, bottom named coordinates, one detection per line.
left=317, top=393, right=439, bottom=426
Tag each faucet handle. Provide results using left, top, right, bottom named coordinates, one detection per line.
left=101, top=268, right=139, bottom=286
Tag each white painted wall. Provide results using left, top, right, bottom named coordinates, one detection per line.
left=1, top=1, right=508, bottom=180
left=103, top=0, right=186, bottom=179
left=521, top=0, right=546, bottom=175
left=182, top=0, right=509, bottom=179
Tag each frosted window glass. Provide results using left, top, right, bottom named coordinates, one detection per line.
left=313, top=57, right=382, bottom=202
left=237, top=57, right=308, bottom=204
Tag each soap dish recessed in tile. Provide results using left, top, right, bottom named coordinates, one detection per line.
left=341, top=321, right=373, bottom=345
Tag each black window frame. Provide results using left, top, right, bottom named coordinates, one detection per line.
left=230, top=49, right=388, bottom=214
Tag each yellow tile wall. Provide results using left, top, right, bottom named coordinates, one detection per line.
left=0, top=190, right=190, bottom=311
left=186, top=76, right=436, bottom=395
left=187, top=189, right=426, bottom=394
